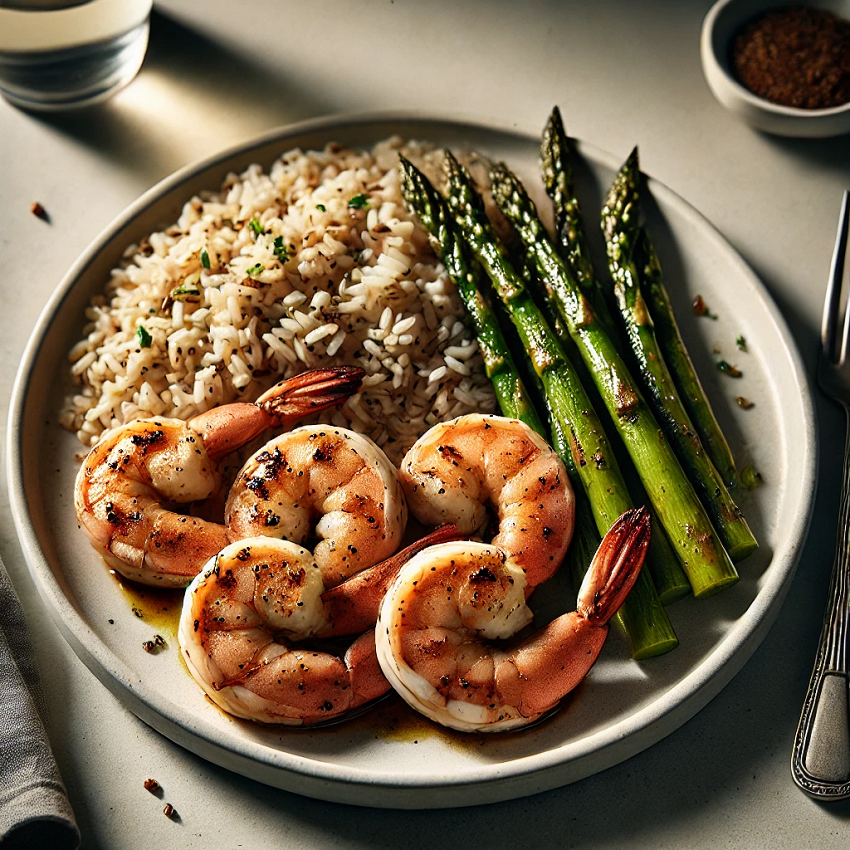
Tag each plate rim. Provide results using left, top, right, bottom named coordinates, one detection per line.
left=5, top=109, right=819, bottom=806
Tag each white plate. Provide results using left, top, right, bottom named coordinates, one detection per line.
left=6, top=113, right=816, bottom=808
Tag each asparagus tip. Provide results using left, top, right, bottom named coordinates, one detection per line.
left=397, top=156, right=417, bottom=206
left=546, top=104, right=565, bottom=137
left=443, top=148, right=461, bottom=175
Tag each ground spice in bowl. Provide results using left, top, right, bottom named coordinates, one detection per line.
left=730, top=6, right=850, bottom=109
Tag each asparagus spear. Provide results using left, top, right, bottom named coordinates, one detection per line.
left=540, top=106, right=617, bottom=337
left=537, top=112, right=691, bottom=602
left=488, top=158, right=738, bottom=598
left=636, top=226, right=739, bottom=488
left=519, top=247, right=687, bottom=601
left=601, top=150, right=757, bottom=562
left=501, top=216, right=687, bottom=602
left=438, top=151, right=677, bottom=657
left=397, top=157, right=544, bottom=437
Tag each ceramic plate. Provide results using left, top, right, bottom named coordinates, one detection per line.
left=7, top=113, right=816, bottom=808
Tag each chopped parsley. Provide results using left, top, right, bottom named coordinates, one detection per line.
left=348, top=194, right=369, bottom=210
left=248, top=216, right=264, bottom=236
left=316, top=204, right=327, bottom=212
left=200, top=248, right=210, bottom=269
left=170, top=283, right=202, bottom=302
left=736, top=335, right=748, bottom=352
left=136, top=325, right=152, bottom=348
left=272, top=236, right=289, bottom=262
left=246, top=263, right=264, bottom=276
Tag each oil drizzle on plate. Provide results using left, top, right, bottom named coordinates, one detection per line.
left=338, top=692, right=569, bottom=750
left=110, top=570, right=184, bottom=637
left=364, top=695, right=488, bottom=751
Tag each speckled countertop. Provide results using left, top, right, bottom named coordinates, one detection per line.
left=2, top=1, right=850, bottom=846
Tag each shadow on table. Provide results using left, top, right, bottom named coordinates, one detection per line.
left=750, top=132, right=848, bottom=363
left=22, top=9, right=336, bottom=184
left=758, top=131, right=850, bottom=172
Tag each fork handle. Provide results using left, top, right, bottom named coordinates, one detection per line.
left=792, top=409, right=850, bottom=799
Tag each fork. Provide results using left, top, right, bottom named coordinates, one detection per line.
left=792, top=190, right=850, bottom=799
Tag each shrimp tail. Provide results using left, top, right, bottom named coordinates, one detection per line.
left=318, top=524, right=462, bottom=637
left=256, top=366, right=365, bottom=424
left=496, top=508, right=651, bottom=718
left=190, top=367, right=365, bottom=461
left=577, top=506, right=651, bottom=627
left=346, top=630, right=392, bottom=709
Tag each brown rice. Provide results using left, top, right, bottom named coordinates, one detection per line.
left=61, top=138, right=495, bottom=464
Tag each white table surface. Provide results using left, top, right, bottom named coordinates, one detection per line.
left=2, top=1, right=850, bottom=846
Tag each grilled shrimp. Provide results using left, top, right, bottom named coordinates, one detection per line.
left=399, top=413, right=574, bottom=590
left=178, top=526, right=461, bottom=725
left=317, top=523, right=461, bottom=637
left=179, top=538, right=386, bottom=725
left=226, top=426, right=408, bottom=587
left=376, top=508, right=651, bottom=732
left=74, top=367, right=363, bottom=587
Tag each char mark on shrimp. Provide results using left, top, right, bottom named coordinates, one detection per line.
left=438, top=444, right=464, bottom=464
left=130, top=429, right=165, bottom=451
left=226, top=425, right=408, bottom=587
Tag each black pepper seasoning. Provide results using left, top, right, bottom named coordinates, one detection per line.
left=731, top=7, right=850, bottom=109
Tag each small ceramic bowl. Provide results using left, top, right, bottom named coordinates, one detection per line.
left=701, top=0, right=850, bottom=137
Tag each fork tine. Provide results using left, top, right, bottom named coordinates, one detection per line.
left=828, top=190, right=849, bottom=361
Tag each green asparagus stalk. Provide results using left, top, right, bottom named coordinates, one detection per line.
left=544, top=360, right=683, bottom=615
left=522, top=241, right=687, bottom=602
left=488, top=158, right=738, bottom=598
left=397, top=157, right=544, bottom=436
left=537, top=114, right=691, bottom=602
left=601, top=150, right=757, bottom=562
left=439, top=151, right=677, bottom=657
left=613, top=449, right=692, bottom=603
left=504, top=225, right=687, bottom=602
left=540, top=106, right=617, bottom=337
left=636, top=227, right=739, bottom=489
left=501, top=253, right=553, bottom=428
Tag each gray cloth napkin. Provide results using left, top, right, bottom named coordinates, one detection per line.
left=0, top=553, right=79, bottom=849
